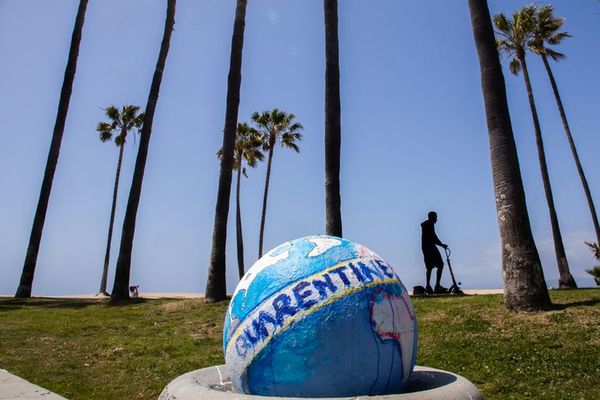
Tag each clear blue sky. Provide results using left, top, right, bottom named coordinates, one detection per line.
left=1, top=0, right=599, bottom=295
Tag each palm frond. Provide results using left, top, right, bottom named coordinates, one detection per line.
left=545, top=48, right=566, bottom=61
left=281, top=132, right=302, bottom=152
left=245, top=148, right=265, bottom=168
left=288, top=122, right=304, bottom=132
left=236, top=122, right=251, bottom=136
left=97, top=121, right=114, bottom=142
left=235, top=121, right=265, bottom=168
left=584, top=241, right=600, bottom=286
left=97, top=121, right=112, bottom=132
left=99, top=130, right=113, bottom=142
left=493, top=13, right=510, bottom=35
left=585, top=241, right=600, bottom=260
left=586, top=268, right=600, bottom=285
left=114, top=135, right=125, bottom=146
left=496, top=38, right=515, bottom=54
left=122, top=106, right=144, bottom=131
left=547, top=32, right=571, bottom=46
left=284, top=142, right=300, bottom=153
left=134, top=113, right=145, bottom=130
left=105, top=106, right=120, bottom=124
left=509, top=57, right=521, bottom=75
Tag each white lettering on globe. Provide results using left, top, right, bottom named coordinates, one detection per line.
left=225, top=257, right=398, bottom=370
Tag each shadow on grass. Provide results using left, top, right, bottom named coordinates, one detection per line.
left=551, top=298, right=600, bottom=310
left=0, top=297, right=148, bottom=311
left=0, top=298, right=103, bottom=311
left=106, top=298, right=148, bottom=307
left=411, top=293, right=471, bottom=298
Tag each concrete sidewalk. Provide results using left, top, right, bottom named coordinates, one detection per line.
left=0, top=369, right=66, bottom=400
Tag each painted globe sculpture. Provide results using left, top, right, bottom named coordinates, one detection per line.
left=223, top=235, right=418, bottom=397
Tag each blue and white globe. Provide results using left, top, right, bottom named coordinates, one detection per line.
left=223, top=235, right=418, bottom=397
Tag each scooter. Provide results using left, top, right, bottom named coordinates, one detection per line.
left=444, top=247, right=464, bottom=295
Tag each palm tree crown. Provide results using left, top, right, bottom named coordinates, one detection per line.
left=252, top=109, right=303, bottom=152
left=529, top=5, right=571, bottom=60
left=493, top=5, right=537, bottom=75
left=97, top=105, right=144, bottom=146
left=217, top=122, right=264, bottom=173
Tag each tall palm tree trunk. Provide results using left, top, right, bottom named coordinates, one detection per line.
left=324, top=0, right=343, bottom=238
left=258, top=144, right=275, bottom=258
left=518, top=52, right=576, bottom=289
left=15, top=0, right=89, bottom=298
left=541, top=55, right=600, bottom=246
left=111, top=0, right=176, bottom=301
left=205, top=0, right=248, bottom=303
left=99, top=140, right=126, bottom=295
left=235, top=152, right=245, bottom=279
left=468, top=0, right=551, bottom=311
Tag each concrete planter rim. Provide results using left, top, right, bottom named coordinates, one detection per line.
left=159, top=364, right=483, bottom=400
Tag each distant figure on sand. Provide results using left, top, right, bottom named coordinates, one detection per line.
left=421, top=211, right=448, bottom=294
left=129, top=285, right=139, bottom=299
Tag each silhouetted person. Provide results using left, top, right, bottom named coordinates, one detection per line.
left=421, top=211, right=448, bottom=294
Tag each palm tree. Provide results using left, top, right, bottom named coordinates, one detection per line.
left=252, top=109, right=303, bottom=258
left=110, top=0, right=176, bottom=302
left=494, top=6, right=576, bottom=289
left=531, top=5, right=600, bottom=247
left=96, top=105, right=144, bottom=296
left=324, top=0, right=343, bottom=237
left=15, top=0, right=89, bottom=298
left=468, top=0, right=551, bottom=311
left=205, top=0, right=249, bottom=303
left=217, top=123, right=264, bottom=279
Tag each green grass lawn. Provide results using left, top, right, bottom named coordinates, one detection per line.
left=1, top=289, right=599, bottom=400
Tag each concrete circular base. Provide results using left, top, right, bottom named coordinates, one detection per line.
left=159, top=365, right=483, bottom=400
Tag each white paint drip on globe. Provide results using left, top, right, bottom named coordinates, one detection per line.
left=232, top=249, right=290, bottom=300
left=307, top=236, right=342, bottom=257
left=232, top=236, right=342, bottom=302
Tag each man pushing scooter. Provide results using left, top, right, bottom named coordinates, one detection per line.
left=421, top=211, right=449, bottom=294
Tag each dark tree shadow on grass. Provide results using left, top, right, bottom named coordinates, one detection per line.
left=107, top=298, right=148, bottom=307
left=551, top=298, right=600, bottom=310
left=0, top=297, right=148, bottom=311
left=0, top=298, right=101, bottom=311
